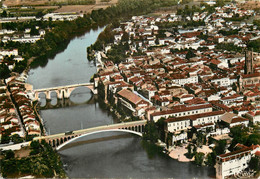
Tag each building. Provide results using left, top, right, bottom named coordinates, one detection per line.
left=239, top=72, right=260, bottom=88
left=150, top=103, right=213, bottom=122
left=117, top=89, right=150, bottom=117
left=244, top=111, right=260, bottom=124
left=220, top=112, right=249, bottom=127
left=216, top=144, right=260, bottom=179
left=165, top=116, right=191, bottom=133
left=244, top=49, right=254, bottom=75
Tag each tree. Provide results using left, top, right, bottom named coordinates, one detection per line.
left=30, top=141, right=42, bottom=155
left=246, top=133, right=260, bottom=146
left=1, top=133, right=10, bottom=144
left=143, top=121, right=159, bottom=143
left=121, top=31, right=129, bottom=42
left=4, top=150, right=15, bottom=160
left=194, top=152, right=205, bottom=166
left=156, top=117, right=166, bottom=141
left=187, top=143, right=193, bottom=158
left=0, top=63, right=11, bottom=79
left=249, top=157, right=260, bottom=171
left=205, top=151, right=216, bottom=166
left=30, top=26, right=39, bottom=36
left=31, top=157, right=50, bottom=176
left=1, top=10, right=7, bottom=17
left=215, top=140, right=227, bottom=155
left=1, top=159, right=17, bottom=177
left=11, top=134, right=23, bottom=144
left=186, top=49, right=196, bottom=59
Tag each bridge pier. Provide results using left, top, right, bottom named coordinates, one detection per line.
left=46, top=91, right=51, bottom=100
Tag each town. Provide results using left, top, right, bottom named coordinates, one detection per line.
left=0, top=0, right=260, bottom=178
left=89, top=3, right=260, bottom=179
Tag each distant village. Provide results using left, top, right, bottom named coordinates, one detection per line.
left=92, top=3, right=260, bottom=179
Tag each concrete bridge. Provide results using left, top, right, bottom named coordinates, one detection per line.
left=33, top=120, right=147, bottom=150
left=33, top=83, right=96, bottom=101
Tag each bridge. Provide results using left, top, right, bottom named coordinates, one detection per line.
left=33, top=120, right=147, bottom=150
left=32, top=83, right=96, bottom=101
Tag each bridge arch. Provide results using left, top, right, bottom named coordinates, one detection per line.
left=56, top=129, right=142, bottom=151
left=69, top=86, right=93, bottom=95
left=33, top=83, right=96, bottom=101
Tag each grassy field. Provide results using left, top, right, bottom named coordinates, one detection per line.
left=3, top=0, right=118, bottom=15
left=54, top=0, right=118, bottom=13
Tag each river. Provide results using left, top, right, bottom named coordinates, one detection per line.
left=26, top=27, right=215, bottom=178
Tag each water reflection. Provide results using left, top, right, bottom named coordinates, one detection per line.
left=38, top=87, right=93, bottom=109
left=59, top=132, right=215, bottom=178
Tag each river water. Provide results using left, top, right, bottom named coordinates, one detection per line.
left=26, top=27, right=215, bottom=178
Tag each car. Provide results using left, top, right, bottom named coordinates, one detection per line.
left=65, top=131, right=73, bottom=135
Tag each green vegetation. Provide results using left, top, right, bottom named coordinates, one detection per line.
left=143, top=121, right=159, bottom=143
left=248, top=39, right=260, bottom=52
left=249, top=156, right=260, bottom=172
left=216, top=43, right=243, bottom=53
left=229, top=126, right=249, bottom=151
left=218, top=29, right=239, bottom=36
left=0, top=63, right=11, bottom=79
left=194, top=152, right=205, bottom=166
left=0, top=140, right=66, bottom=178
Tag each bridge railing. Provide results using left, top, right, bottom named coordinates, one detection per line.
left=33, top=120, right=147, bottom=141
left=33, top=83, right=94, bottom=92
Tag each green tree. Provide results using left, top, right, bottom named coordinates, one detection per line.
left=1, top=159, right=17, bottom=177
left=143, top=121, right=159, bottom=143
left=0, top=63, right=11, bottom=79
left=186, top=143, right=193, bottom=158
left=11, top=134, right=23, bottom=144
left=30, top=157, right=50, bottom=176
left=30, top=141, right=42, bottom=155
left=1, top=10, right=7, bottom=17
left=246, top=133, right=260, bottom=146
left=194, top=152, right=205, bottom=166
left=121, top=31, right=129, bottom=42
left=1, top=133, right=10, bottom=144
left=4, top=150, right=15, bottom=160
left=249, top=156, right=260, bottom=171
left=186, top=49, right=196, bottom=59
left=205, top=151, right=216, bottom=166
left=156, top=117, right=166, bottom=141
left=215, top=140, right=227, bottom=155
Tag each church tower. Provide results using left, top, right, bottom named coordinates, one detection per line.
left=244, top=49, right=254, bottom=74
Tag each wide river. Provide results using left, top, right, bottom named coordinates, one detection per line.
left=27, top=27, right=215, bottom=178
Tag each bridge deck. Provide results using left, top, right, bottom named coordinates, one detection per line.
left=34, top=120, right=147, bottom=141
left=34, top=83, right=94, bottom=92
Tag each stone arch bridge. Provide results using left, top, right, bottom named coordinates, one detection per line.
left=33, top=120, right=147, bottom=150
left=33, top=83, right=96, bottom=101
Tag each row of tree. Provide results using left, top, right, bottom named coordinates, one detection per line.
left=0, top=140, right=66, bottom=178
